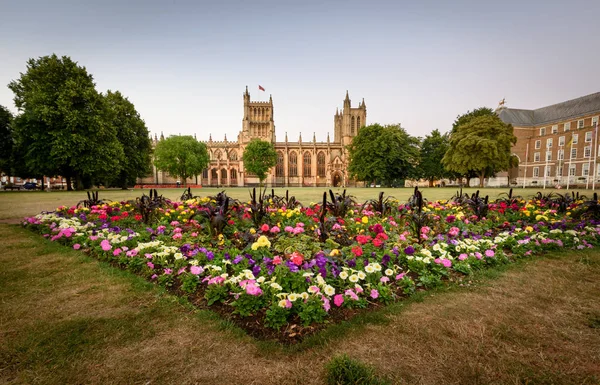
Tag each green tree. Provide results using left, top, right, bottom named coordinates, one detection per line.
left=8, top=54, right=123, bottom=190
left=347, top=123, right=420, bottom=186
left=242, top=139, right=277, bottom=187
left=443, top=114, right=516, bottom=187
left=104, top=90, right=152, bottom=189
left=153, top=135, right=209, bottom=186
left=0, top=105, right=14, bottom=176
left=418, top=129, right=452, bottom=187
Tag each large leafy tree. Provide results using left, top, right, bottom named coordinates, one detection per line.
left=348, top=123, right=420, bottom=186
left=418, top=129, right=453, bottom=187
left=0, top=105, right=13, bottom=176
left=242, top=139, right=277, bottom=187
left=443, top=113, right=516, bottom=187
left=8, top=54, right=123, bottom=190
left=154, top=135, right=209, bottom=186
left=104, top=90, right=152, bottom=189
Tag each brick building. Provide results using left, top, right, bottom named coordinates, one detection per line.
left=498, top=92, right=600, bottom=188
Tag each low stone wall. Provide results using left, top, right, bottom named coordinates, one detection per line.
left=134, top=184, right=203, bottom=189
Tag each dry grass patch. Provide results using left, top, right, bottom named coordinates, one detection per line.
left=2, top=223, right=600, bottom=384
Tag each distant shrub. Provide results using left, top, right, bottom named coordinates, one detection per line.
left=325, top=355, right=389, bottom=385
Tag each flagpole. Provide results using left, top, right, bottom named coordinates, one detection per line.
left=587, top=128, right=593, bottom=189
left=593, top=121, right=599, bottom=191
left=523, top=142, right=529, bottom=189
left=543, top=142, right=549, bottom=190
left=567, top=133, right=574, bottom=190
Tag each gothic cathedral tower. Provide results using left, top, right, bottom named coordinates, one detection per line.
left=333, top=90, right=367, bottom=146
left=240, top=86, right=276, bottom=144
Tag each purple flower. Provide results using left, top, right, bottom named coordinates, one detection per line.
left=404, top=246, right=415, bottom=255
left=233, top=255, right=244, bottom=264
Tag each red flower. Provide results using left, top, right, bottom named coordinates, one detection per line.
left=121, top=211, right=129, bottom=217
left=356, top=235, right=372, bottom=245
left=134, top=214, right=142, bottom=221
left=351, top=246, right=363, bottom=257
left=110, top=215, right=121, bottom=222
left=228, top=220, right=235, bottom=225
left=372, top=238, right=383, bottom=247
left=290, top=251, right=304, bottom=266
left=376, top=232, right=388, bottom=241
left=99, top=214, right=107, bottom=220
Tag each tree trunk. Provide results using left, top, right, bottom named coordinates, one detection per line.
left=40, top=176, right=45, bottom=191
left=465, top=177, right=471, bottom=188
left=428, top=179, right=434, bottom=187
left=65, top=175, right=73, bottom=191
left=479, top=171, right=485, bottom=188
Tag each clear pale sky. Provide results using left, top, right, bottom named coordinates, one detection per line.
left=1, top=0, right=599, bottom=142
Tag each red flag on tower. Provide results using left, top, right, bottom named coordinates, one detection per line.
left=258, top=85, right=265, bottom=91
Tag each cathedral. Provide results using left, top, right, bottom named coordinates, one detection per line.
left=141, top=87, right=367, bottom=188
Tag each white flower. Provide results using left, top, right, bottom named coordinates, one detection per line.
left=339, top=271, right=349, bottom=280
left=349, top=274, right=359, bottom=283
left=385, top=268, right=394, bottom=276
left=357, top=271, right=366, bottom=280
left=174, top=252, right=183, bottom=260
left=288, top=293, right=299, bottom=302
left=372, top=263, right=382, bottom=272
left=300, top=292, right=309, bottom=300
left=324, top=285, right=335, bottom=296
left=256, top=276, right=266, bottom=283
left=365, top=265, right=375, bottom=273
left=278, top=299, right=289, bottom=308
left=270, top=282, right=283, bottom=291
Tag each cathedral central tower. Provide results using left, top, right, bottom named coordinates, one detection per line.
left=240, top=86, right=275, bottom=143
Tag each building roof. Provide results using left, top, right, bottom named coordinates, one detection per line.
left=498, top=92, right=600, bottom=127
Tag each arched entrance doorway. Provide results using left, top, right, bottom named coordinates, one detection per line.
left=332, top=172, right=343, bottom=187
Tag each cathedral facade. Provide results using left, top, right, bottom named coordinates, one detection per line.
left=142, top=87, right=367, bottom=187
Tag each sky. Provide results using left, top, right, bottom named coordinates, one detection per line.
left=1, top=0, right=599, bottom=142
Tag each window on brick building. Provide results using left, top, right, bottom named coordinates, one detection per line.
left=317, top=152, right=326, bottom=177
left=558, top=149, right=564, bottom=160
left=571, top=148, right=577, bottom=159
left=573, top=134, right=578, bottom=144
left=535, top=140, right=541, bottom=149
left=552, top=125, right=558, bottom=134
left=586, top=131, right=593, bottom=142
left=564, top=122, right=571, bottom=131
left=546, top=151, right=552, bottom=161
left=559, top=136, right=565, bottom=146
left=585, top=146, right=591, bottom=157
left=578, top=119, right=584, bottom=129
left=583, top=163, right=590, bottom=176
left=289, top=152, right=298, bottom=177
left=539, top=127, right=546, bottom=136
left=534, top=152, right=540, bottom=162
left=276, top=152, right=284, bottom=177
left=303, top=152, right=312, bottom=177
left=533, top=167, right=539, bottom=177
left=546, top=138, right=553, bottom=148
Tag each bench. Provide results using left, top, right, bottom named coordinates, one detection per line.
left=3, top=185, right=21, bottom=191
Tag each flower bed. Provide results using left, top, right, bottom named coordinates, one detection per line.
left=22, top=189, right=600, bottom=343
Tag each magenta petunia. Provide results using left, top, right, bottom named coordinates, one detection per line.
left=334, top=294, right=344, bottom=307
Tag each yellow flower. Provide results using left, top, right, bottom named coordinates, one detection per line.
left=251, top=235, right=271, bottom=250
left=361, top=216, right=369, bottom=224
left=329, top=249, right=340, bottom=257
left=525, top=226, right=533, bottom=232
left=249, top=228, right=256, bottom=234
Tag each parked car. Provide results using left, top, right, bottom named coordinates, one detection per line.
left=23, top=182, right=37, bottom=190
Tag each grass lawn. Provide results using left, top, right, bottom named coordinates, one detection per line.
left=1, top=222, right=599, bottom=384
left=2, top=187, right=600, bottom=384
left=0, top=186, right=595, bottom=220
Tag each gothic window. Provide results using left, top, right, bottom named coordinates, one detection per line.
left=303, top=152, right=312, bottom=177
left=202, top=169, right=208, bottom=178
left=221, top=169, right=227, bottom=179
left=214, top=150, right=221, bottom=160
left=276, top=151, right=284, bottom=177
left=230, top=169, right=237, bottom=180
left=229, top=150, right=238, bottom=161
left=211, top=169, right=218, bottom=179
left=357, top=116, right=361, bottom=131
left=317, top=152, right=326, bottom=177
left=289, top=151, right=298, bottom=177
left=351, top=116, right=355, bottom=134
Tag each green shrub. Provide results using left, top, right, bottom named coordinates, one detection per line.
left=325, top=355, right=389, bottom=385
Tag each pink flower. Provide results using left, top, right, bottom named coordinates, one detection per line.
left=485, top=249, right=495, bottom=257
left=151, top=274, right=158, bottom=280
left=285, top=299, right=292, bottom=309
left=147, top=262, right=154, bottom=269
left=442, top=259, right=452, bottom=268
left=191, top=232, right=198, bottom=237
left=170, top=221, right=180, bottom=226
left=270, top=226, right=280, bottom=234
left=296, top=222, right=305, bottom=227
left=448, top=226, right=460, bottom=237
left=126, top=249, right=138, bottom=257
left=261, top=224, right=270, bottom=232
left=177, top=267, right=186, bottom=275
left=73, top=243, right=81, bottom=250
left=434, top=258, right=442, bottom=264
left=380, top=276, right=390, bottom=283
left=172, top=233, right=182, bottom=240
left=290, top=251, right=304, bottom=266
left=323, top=297, right=331, bottom=312
left=458, top=253, right=468, bottom=261
left=145, top=253, right=153, bottom=259
left=164, top=268, right=173, bottom=275
left=334, top=294, right=344, bottom=307
left=370, top=289, right=379, bottom=299
left=113, top=248, right=122, bottom=256
left=100, top=239, right=112, bottom=251
left=345, top=289, right=359, bottom=301
left=395, top=273, right=406, bottom=280
left=284, top=226, right=294, bottom=233
left=332, top=223, right=342, bottom=231
left=292, top=227, right=304, bottom=235
left=272, top=255, right=282, bottom=265
left=190, top=265, right=203, bottom=275
left=475, top=252, right=482, bottom=260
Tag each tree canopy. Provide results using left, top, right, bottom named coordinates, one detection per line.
left=8, top=54, right=123, bottom=190
left=104, top=90, right=152, bottom=189
left=242, top=139, right=277, bottom=186
left=153, top=136, right=209, bottom=186
left=442, top=113, right=517, bottom=187
left=0, top=105, right=13, bottom=175
left=347, top=123, right=420, bottom=186
left=418, top=129, right=453, bottom=186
